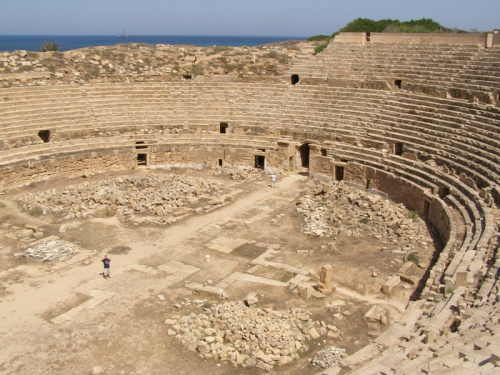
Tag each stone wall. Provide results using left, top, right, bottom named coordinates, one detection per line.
left=333, top=33, right=367, bottom=44
left=369, top=169, right=426, bottom=213
left=149, top=144, right=259, bottom=169
left=0, top=150, right=133, bottom=191
left=310, top=155, right=334, bottom=177
left=332, top=32, right=490, bottom=46
left=427, top=196, right=452, bottom=242
left=493, top=31, right=500, bottom=46
left=369, top=32, right=487, bottom=46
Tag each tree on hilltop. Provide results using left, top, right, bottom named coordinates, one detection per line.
left=40, top=41, right=61, bottom=52
left=333, top=17, right=444, bottom=37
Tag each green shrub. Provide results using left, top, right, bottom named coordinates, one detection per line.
left=28, top=206, right=44, bottom=216
left=314, top=43, right=328, bottom=55
left=206, top=46, right=231, bottom=56
left=307, top=35, right=330, bottom=41
left=215, top=56, right=228, bottom=65
left=18, top=65, right=33, bottom=73
left=407, top=253, right=420, bottom=264
left=105, top=206, right=115, bottom=217
left=262, top=50, right=279, bottom=59
left=408, top=210, right=419, bottom=221
left=40, top=41, right=61, bottom=52
left=358, top=217, right=370, bottom=224
left=191, top=64, right=204, bottom=75
left=277, top=55, right=290, bottom=64
left=264, top=64, right=278, bottom=74
left=331, top=17, right=446, bottom=37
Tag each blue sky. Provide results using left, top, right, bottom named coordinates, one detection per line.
left=0, top=0, right=498, bottom=36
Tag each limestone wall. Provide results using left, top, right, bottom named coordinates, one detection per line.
left=0, top=150, right=133, bottom=191
left=333, top=32, right=367, bottom=44
left=310, top=155, right=334, bottom=177
left=493, top=31, right=500, bottom=46
left=369, top=32, right=487, bottom=46
left=149, top=144, right=259, bottom=168
left=428, top=196, right=453, bottom=242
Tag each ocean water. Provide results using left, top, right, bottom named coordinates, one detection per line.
left=0, top=35, right=305, bottom=52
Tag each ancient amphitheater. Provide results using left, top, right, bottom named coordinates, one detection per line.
left=0, top=32, right=499, bottom=375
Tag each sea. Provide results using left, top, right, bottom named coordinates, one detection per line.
left=0, top=35, right=306, bottom=52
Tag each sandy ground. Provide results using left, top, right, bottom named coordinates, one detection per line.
left=0, top=169, right=434, bottom=375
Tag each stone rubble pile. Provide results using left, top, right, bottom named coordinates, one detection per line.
left=310, top=346, right=346, bottom=370
left=296, top=181, right=432, bottom=247
left=214, top=166, right=263, bottom=181
left=0, top=50, right=45, bottom=73
left=23, top=239, right=78, bottom=263
left=18, top=175, right=227, bottom=223
left=166, top=301, right=333, bottom=370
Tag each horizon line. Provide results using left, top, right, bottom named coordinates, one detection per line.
left=0, top=34, right=309, bottom=38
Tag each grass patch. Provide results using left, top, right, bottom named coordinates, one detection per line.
left=262, top=50, right=279, bottom=59
left=407, top=253, right=420, bottom=264
left=105, top=206, right=115, bottom=217
left=264, top=63, right=278, bottom=74
left=84, top=67, right=100, bottom=80
left=307, top=35, right=330, bottom=41
left=28, top=206, right=44, bottom=216
left=408, top=210, right=419, bottom=221
left=17, top=65, right=34, bottom=73
left=206, top=46, right=232, bottom=56
left=314, top=43, right=328, bottom=55
left=191, top=64, right=204, bottom=75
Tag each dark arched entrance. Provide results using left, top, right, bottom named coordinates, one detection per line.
left=299, top=143, right=310, bottom=168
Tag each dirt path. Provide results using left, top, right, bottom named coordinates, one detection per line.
left=0, top=198, right=49, bottom=227
left=154, top=173, right=305, bottom=250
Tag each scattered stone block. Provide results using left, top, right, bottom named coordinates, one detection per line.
left=317, top=264, right=334, bottom=294
left=300, top=286, right=315, bottom=299
left=309, top=327, right=321, bottom=339
left=312, top=291, right=325, bottom=299
left=400, top=274, right=420, bottom=286
left=383, top=276, right=400, bottom=294
left=364, top=305, right=388, bottom=325
left=244, top=292, right=258, bottom=306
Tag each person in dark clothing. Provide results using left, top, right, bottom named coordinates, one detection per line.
left=102, top=255, right=111, bottom=278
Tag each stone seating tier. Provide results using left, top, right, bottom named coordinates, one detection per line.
left=2, top=84, right=499, bottom=196
left=288, top=43, right=499, bottom=101
left=1, top=79, right=498, bottom=374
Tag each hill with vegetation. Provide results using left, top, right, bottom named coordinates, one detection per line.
left=308, top=18, right=471, bottom=54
